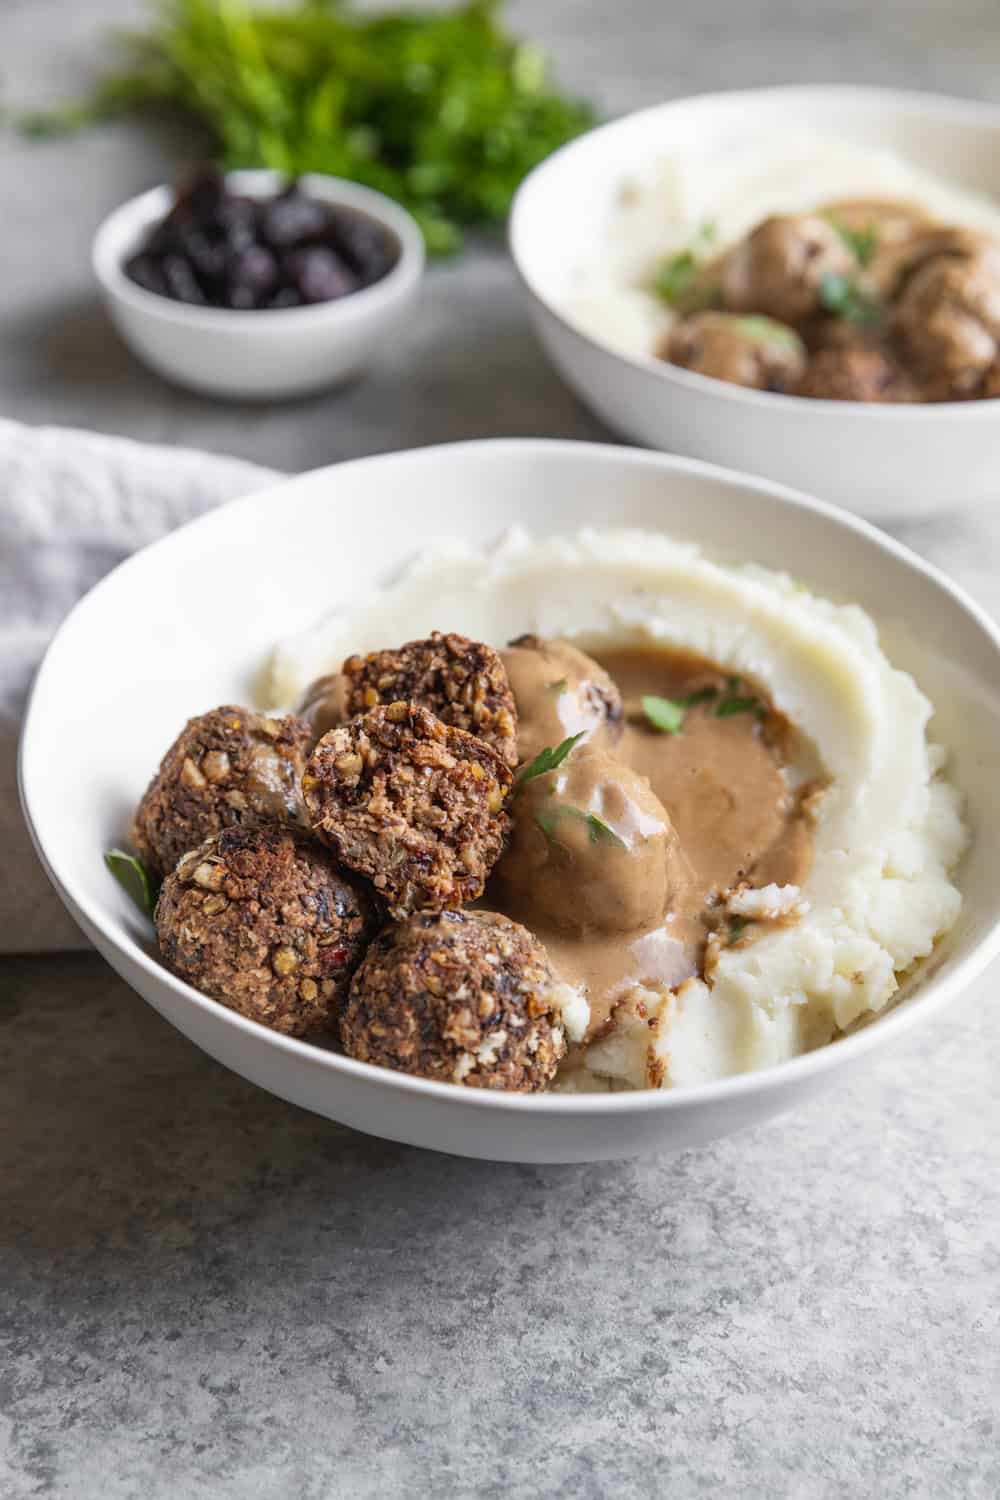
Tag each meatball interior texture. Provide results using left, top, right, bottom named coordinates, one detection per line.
left=134, top=706, right=312, bottom=877
left=302, top=701, right=513, bottom=917
left=341, top=909, right=570, bottom=1090
left=343, top=631, right=518, bottom=768
left=155, top=826, right=378, bottom=1037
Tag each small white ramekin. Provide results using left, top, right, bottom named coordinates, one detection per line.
left=93, top=169, right=425, bottom=400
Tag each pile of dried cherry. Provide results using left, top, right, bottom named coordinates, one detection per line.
left=125, top=170, right=400, bottom=311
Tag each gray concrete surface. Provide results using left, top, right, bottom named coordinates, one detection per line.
left=2, top=2, right=1000, bottom=1495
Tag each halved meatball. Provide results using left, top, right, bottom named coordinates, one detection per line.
left=664, top=311, right=806, bottom=392
left=721, top=214, right=856, bottom=325
left=155, top=826, right=377, bottom=1036
left=133, top=706, right=312, bottom=878
left=302, top=701, right=512, bottom=917
left=342, top=631, right=518, bottom=768
left=342, top=909, right=583, bottom=1089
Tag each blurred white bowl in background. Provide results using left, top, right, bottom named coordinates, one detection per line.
left=511, top=85, right=1000, bottom=518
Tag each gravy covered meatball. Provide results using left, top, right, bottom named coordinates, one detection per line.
left=134, top=706, right=312, bottom=878
left=495, top=745, right=688, bottom=935
left=342, top=631, right=518, bottom=767
left=891, top=243, right=1000, bottom=397
left=502, top=635, right=623, bottom=765
left=721, top=213, right=855, bottom=325
left=303, top=701, right=512, bottom=916
left=796, top=343, right=913, bottom=403
left=155, top=826, right=377, bottom=1036
left=664, top=311, right=806, bottom=392
left=342, top=909, right=582, bottom=1089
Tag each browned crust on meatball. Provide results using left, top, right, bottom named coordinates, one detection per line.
left=795, top=345, right=914, bottom=403
left=342, top=632, right=518, bottom=768
left=302, top=701, right=513, bottom=917
left=155, top=826, right=378, bottom=1036
left=134, top=706, right=313, bottom=878
left=341, top=909, right=568, bottom=1090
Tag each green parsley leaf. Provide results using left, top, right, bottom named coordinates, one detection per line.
left=105, top=848, right=160, bottom=920
left=546, top=678, right=569, bottom=694
left=516, top=732, right=585, bottom=786
left=829, top=217, right=879, bottom=267
left=654, top=250, right=698, bottom=306
left=641, top=686, right=716, bottom=735
left=731, top=316, right=803, bottom=352
left=715, top=695, right=761, bottom=718
left=728, top=917, right=749, bottom=942
left=819, top=272, right=881, bottom=328
left=536, top=805, right=626, bottom=849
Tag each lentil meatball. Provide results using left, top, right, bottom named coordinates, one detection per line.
left=155, top=826, right=378, bottom=1036
left=342, top=909, right=574, bottom=1089
left=342, top=631, right=518, bottom=767
left=502, top=635, right=623, bottom=765
left=891, top=244, right=1000, bottom=397
left=795, top=344, right=914, bottom=402
left=302, top=701, right=512, bottom=917
left=721, top=214, right=856, bottom=325
left=664, top=311, right=806, bottom=392
left=494, top=745, right=687, bottom=934
left=134, top=706, right=312, bottom=878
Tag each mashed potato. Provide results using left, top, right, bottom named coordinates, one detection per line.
left=267, top=528, right=966, bottom=1090
left=562, top=133, right=1000, bottom=361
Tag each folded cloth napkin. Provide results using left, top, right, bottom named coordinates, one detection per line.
left=1, top=418, right=278, bottom=954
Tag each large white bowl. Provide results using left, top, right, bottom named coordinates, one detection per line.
left=93, top=170, right=424, bottom=400
left=510, top=86, right=1000, bottom=519
left=19, top=440, right=1000, bottom=1162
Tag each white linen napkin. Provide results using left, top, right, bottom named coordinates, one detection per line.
left=1, top=418, right=278, bottom=953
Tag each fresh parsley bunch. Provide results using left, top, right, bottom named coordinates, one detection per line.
left=20, top=0, right=594, bottom=255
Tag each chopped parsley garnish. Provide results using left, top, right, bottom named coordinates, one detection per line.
left=829, top=217, right=879, bottom=267
left=715, top=695, right=762, bottom=719
left=653, top=221, right=717, bottom=308
left=536, top=805, right=626, bottom=849
left=546, top=677, right=569, bottom=694
left=516, top=732, right=585, bottom=786
left=105, top=848, right=160, bottom=920
left=641, top=686, right=716, bottom=735
left=731, top=316, right=803, bottom=351
left=819, top=272, right=881, bottom=328
left=728, top=917, right=749, bottom=943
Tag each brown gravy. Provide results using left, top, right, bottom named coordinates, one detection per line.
left=488, top=644, right=820, bottom=1039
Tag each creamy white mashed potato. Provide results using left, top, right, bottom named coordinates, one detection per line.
left=562, top=133, right=1000, bottom=360
left=267, top=528, right=967, bottom=1090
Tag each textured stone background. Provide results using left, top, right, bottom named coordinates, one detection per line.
left=2, top=2, right=1000, bottom=1495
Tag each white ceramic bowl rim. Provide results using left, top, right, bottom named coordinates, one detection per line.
left=20, top=439, right=1000, bottom=1116
left=93, top=168, right=425, bottom=331
left=509, top=83, right=1000, bottom=419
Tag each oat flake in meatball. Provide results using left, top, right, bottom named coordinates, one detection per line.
left=303, top=700, right=512, bottom=917
left=342, top=631, right=518, bottom=767
left=133, top=706, right=312, bottom=877
left=342, top=909, right=580, bottom=1089
left=155, top=826, right=378, bottom=1036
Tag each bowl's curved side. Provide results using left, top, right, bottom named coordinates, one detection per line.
left=19, top=440, right=1000, bottom=1159
left=92, top=170, right=425, bottom=399
left=510, top=85, right=1000, bottom=516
